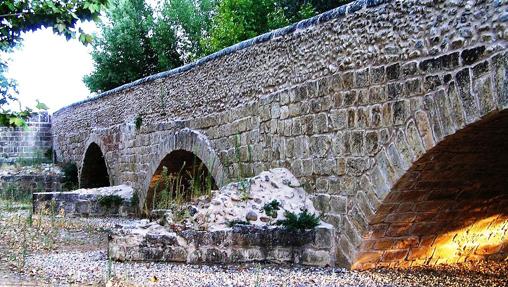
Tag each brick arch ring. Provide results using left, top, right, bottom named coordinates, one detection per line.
left=79, top=134, right=112, bottom=187
left=140, top=128, right=229, bottom=207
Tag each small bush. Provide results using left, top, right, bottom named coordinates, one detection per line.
left=130, top=192, right=139, bottom=207
left=276, top=210, right=320, bottom=231
left=135, top=115, right=143, bottom=130
left=98, top=195, right=124, bottom=208
left=0, top=183, right=31, bottom=203
left=44, top=148, right=53, bottom=161
left=262, top=199, right=281, bottom=218
left=61, top=162, right=78, bottom=191
left=226, top=219, right=251, bottom=227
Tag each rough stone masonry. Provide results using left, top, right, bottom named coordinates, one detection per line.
left=52, top=0, right=508, bottom=269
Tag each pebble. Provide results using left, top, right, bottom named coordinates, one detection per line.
left=245, top=210, right=258, bottom=221
left=22, top=250, right=508, bottom=287
left=1, top=212, right=507, bottom=287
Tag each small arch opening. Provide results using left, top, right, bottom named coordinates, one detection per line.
left=147, top=150, right=218, bottom=210
left=80, top=143, right=110, bottom=188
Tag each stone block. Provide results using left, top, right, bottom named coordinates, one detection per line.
left=329, top=195, right=347, bottom=214
left=456, top=68, right=480, bottom=123
left=370, top=66, right=385, bottom=84
left=387, top=82, right=403, bottom=100
left=492, top=52, right=508, bottom=107
left=301, top=249, right=333, bottom=266
left=386, top=63, right=400, bottom=81
left=461, top=46, right=486, bottom=66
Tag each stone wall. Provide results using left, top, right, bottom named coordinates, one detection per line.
left=33, top=185, right=134, bottom=217
left=52, top=0, right=508, bottom=269
left=109, top=222, right=336, bottom=267
left=0, top=164, right=62, bottom=194
left=0, top=112, right=52, bottom=164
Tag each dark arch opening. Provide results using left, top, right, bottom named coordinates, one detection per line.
left=147, top=149, right=218, bottom=210
left=80, top=143, right=110, bottom=189
left=355, top=110, right=508, bottom=269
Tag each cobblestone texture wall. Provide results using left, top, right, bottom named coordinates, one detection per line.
left=52, top=0, right=508, bottom=268
left=0, top=112, right=52, bottom=164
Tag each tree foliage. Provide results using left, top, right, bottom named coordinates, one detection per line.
left=0, top=0, right=108, bottom=127
left=161, top=0, right=216, bottom=61
left=200, top=0, right=352, bottom=55
left=84, top=0, right=171, bottom=92
left=84, top=0, right=185, bottom=93
left=201, top=0, right=275, bottom=55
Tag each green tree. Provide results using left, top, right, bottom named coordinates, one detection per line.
left=161, top=0, right=217, bottom=61
left=151, top=15, right=183, bottom=70
left=84, top=0, right=157, bottom=92
left=201, top=0, right=275, bottom=54
left=202, top=0, right=345, bottom=54
left=0, top=0, right=107, bottom=127
left=85, top=0, right=183, bottom=93
left=277, top=0, right=350, bottom=18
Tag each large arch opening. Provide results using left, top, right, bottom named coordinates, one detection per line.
left=146, top=149, right=218, bottom=211
left=355, top=111, right=508, bottom=269
left=80, top=143, right=110, bottom=188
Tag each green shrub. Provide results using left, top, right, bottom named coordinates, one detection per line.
left=98, top=195, right=124, bottom=208
left=0, top=183, right=31, bottom=203
left=61, top=162, right=78, bottom=191
left=276, top=210, right=320, bottom=231
left=44, top=148, right=53, bottom=161
left=262, top=199, right=281, bottom=218
left=130, top=192, right=139, bottom=207
left=135, top=115, right=143, bottom=130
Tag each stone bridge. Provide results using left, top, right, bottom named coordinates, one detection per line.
left=52, top=0, right=508, bottom=269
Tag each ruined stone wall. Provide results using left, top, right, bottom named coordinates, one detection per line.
left=0, top=112, right=52, bottom=164
left=52, top=0, right=508, bottom=268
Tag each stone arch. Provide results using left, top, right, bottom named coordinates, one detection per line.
left=80, top=138, right=111, bottom=189
left=348, top=58, right=508, bottom=270
left=140, top=128, right=227, bottom=209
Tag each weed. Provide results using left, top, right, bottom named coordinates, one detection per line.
left=98, top=195, right=124, bottom=208
left=0, top=183, right=32, bottom=210
left=262, top=200, right=281, bottom=218
left=254, top=263, right=262, bottom=287
left=135, top=115, right=143, bottom=130
left=275, top=210, right=320, bottom=231
left=130, top=192, right=139, bottom=208
left=106, top=256, right=114, bottom=282
left=61, top=162, right=78, bottom=191
left=152, top=155, right=215, bottom=210
left=44, top=148, right=53, bottom=161
left=153, top=165, right=185, bottom=210
left=173, top=208, right=190, bottom=223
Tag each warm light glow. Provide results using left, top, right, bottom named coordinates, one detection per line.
left=428, top=215, right=508, bottom=264
left=353, top=215, right=508, bottom=270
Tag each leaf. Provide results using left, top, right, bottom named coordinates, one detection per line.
left=9, top=117, right=26, bottom=127
left=55, top=23, right=67, bottom=33
left=35, top=100, right=48, bottom=111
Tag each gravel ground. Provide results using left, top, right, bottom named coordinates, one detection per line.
left=1, top=209, right=507, bottom=287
